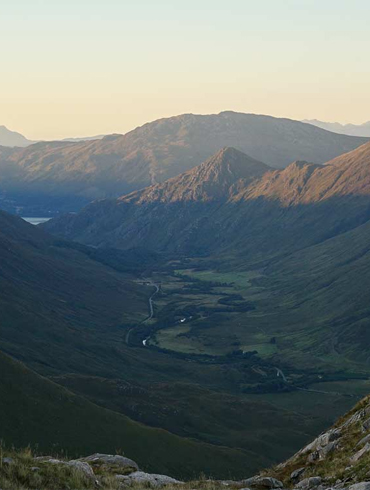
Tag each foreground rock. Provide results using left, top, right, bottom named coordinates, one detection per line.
left=243, top=476, right=283, bottom=488
left=116, top=470, right=183, bottom=487
left=74, top=453, right=139, bottom=474
left=35, top=457, right=96, bottom=480
left=25, top=453, right=181, bottom=488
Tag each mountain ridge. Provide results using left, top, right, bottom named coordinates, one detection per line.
left=1, top=112, right=368, bottom=215
left=44, top=143, right=370, bottom=257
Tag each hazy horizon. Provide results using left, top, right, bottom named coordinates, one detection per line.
left=3, top=111, right=370, bottom=142
left=1, top=0, right=370, bottom=140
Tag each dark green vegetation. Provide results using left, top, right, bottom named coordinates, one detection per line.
left=0, top=112, right=368, bottom=215
left=3, top=395, right=370, bottom=490
left=2, top=210, right=368, bottom=479
left=0, top=352, right=252, bottom=479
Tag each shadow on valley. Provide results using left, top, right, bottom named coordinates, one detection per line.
left=3, top=189, right=370, bottom=478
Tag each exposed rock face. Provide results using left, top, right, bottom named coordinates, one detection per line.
left=268, top=395, right=370, bottom=490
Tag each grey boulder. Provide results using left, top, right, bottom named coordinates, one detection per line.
left=117, top=470, right=183, bottom=487
left=348, top=484, right=370, bottom=490
left=296, top=477, right=322, bottom=489
left=76, top=453, right=139, bottom=473
left=243, top=476, right=284, bottom=489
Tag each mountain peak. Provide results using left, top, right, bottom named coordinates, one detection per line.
left=121, top=148, right=271, bottom=205
left=198, top=147, right=271, bottom=180
left=0, top=125, right=33, bottom=147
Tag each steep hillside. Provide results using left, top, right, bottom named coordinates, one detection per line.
left=45, top=143, right=370, bottom=261
left=0, top=210, right=150, bottom=373
left=268, top=394, right=370, bottom=488
left=0, top=351, right=250, bottom=479
left=3, top=394, right=370, bottom=489
left=0, top=112, right=367, bottom=214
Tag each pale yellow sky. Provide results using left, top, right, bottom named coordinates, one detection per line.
left=1, top=0, right=370, bottom=140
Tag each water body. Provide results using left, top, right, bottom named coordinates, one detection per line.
left=22, top=217, right=51, bottom=225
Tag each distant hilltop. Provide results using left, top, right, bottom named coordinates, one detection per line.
left=0, top=125, right=105, bottom=147
left=0, top=125, right=34, bottom=147
left=303, top=119, right=370, bottom=137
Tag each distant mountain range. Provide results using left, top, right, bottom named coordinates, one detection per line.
left=0, top=112, right=368, bottom=215
left=0, top=125, right=105, bottom=147
left=303, top=119, right=370, bottom=137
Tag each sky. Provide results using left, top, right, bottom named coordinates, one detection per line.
left=0, top=0, right=370, bottom=140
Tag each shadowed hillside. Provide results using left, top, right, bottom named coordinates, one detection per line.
left=45, top=143, right=370, bottom=262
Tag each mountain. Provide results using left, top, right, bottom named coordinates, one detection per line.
left=123, top=147, right=271, bottom=203
left=303, top=119, right=370, bottom=137
left=45, top=143, right=370, bottom=259
left=0, top=125, right=34, bottom=147
left=0, top=112, right=368, bottom=215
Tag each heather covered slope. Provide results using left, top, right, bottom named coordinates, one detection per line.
left=0, top=112, right=367, bottom=214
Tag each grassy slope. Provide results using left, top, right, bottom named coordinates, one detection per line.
left=0, top=351, right=252, bottom=480
left=0, top=211, right=150, bottom=374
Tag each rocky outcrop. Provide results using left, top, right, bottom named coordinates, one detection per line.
left=7, top=453, right=181, bottom=489
left=266, top=396, right=370, bottom=490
